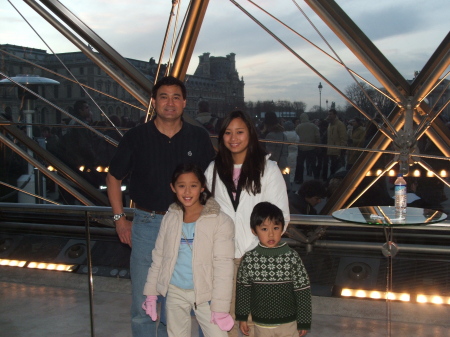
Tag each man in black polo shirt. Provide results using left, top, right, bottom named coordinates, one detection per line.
left=106, top=76, right=215, bottom=337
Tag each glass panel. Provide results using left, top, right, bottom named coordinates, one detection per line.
left=1, top=1, right=449, bottom=336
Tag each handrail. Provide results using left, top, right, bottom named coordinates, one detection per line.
left=1, top=203, right=448, bottom=231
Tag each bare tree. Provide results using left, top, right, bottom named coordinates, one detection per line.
left=345, top=82, right=396, bottom=118
left=293, top=101, right=307, bottom=115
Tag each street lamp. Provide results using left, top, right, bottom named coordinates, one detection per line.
left=0, top=74, right=60, bottom=203
left=318, top=82, right=323, bottom=112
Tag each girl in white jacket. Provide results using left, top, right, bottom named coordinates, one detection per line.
left=143, top=163, right=235, bottom=337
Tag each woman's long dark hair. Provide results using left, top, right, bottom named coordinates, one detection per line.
left=215, top=110, right=267, bottom=195
left=171, top=163, right=212, bottom=210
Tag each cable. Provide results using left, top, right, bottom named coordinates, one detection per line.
left=229, top=0, right=396, bottom=142
left=246, top=0, right=396, bottom=105
left=8, top=0, right=123, bottom=138
left=290, top=0, right=398, bottom=136
left=0, top=49, right=146, bottom=113
left=0, top=72, right=118, bottom=147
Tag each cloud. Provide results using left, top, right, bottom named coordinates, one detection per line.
left=352, top=5, right=424, bottom=41
left=2, top=0, right=448, bottom=111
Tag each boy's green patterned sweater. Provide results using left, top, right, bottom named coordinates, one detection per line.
left=235, top=243, right=312, bottom=330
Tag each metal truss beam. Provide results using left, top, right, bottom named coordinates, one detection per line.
left=305, top=0, right=449, bottom=213
left=304, top=0, right=409, bottom=104
left=25, top=0, right=152, bottom=105
left=171, top=0, right=210, bottom=81
left=320, top=108, right=403, bottom=214
left=0, top=120, right=109, bottom=206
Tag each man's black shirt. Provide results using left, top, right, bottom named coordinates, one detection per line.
left=109, top=119, right=215, bottom=211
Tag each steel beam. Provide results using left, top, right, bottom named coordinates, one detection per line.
left=412, top=32, right=450, bottom=102
left=33, top=0, right=152, bottom=102
left=320, top=108, right=403, bottom=214
left=304, top=0, right=408, bottom=104
left=171, top=0, right=210, bottom=81
left=412, top=33, right=450, bottom=157
left=0, top=121, right=109, bottom=206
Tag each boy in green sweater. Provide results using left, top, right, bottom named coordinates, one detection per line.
left=236, top=202, right=312, bottom=337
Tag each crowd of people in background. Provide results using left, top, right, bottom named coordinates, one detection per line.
left=252, top=108, right=448, bottom=214
left=28, top=100, right=450, bottom=214
left=1, top=94, right=448, bottom=213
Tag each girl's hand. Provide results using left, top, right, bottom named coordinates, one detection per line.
left=239, top=321, right=250, bottom=336
left=210, top=312, right=234, bottom=331
left=142, top=295, right=158, bottom=321
left=298, top=329, right=308, bottom=337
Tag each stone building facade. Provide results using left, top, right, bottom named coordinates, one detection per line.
left=185, top=52, right=245, bottom=117
left=0, top=44, right=245, bottom=125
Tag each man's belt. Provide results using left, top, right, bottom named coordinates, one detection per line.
left=135, top=204, right=166, bottom=215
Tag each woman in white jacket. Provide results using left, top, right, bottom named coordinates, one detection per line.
left=205, top=110, right=290, bottom=337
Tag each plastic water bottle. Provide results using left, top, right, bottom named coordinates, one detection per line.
left=394, top=174, right=407, bottom=219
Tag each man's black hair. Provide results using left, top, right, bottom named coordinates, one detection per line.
left=198, top=101, right=209, bottom=113
left=298, top=180, right=326, bottom=198
left=328, top=109, right=337, bottom=115
left=151, top=76, right=186, bottom=100
left=74, top=100, right=87, bottom=114
left=250, top=202, right=284, bottom=232
left=264, top=111, right=279, bottom=126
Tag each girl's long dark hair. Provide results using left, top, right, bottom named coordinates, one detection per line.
left=215, top=110, right=267, bottom=195
left=172, top=163, right=212, bottom=210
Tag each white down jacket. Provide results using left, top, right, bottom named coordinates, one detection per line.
left=205, top=157, right=290, bottom=259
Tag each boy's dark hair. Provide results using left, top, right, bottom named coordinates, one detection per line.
left=250, top=202, right=284, bottom=232
left=298, top=180, right=326, bottom=198
left=171, top=163, right=212, bottom=209
left=151, top=76, right=186, bottom=99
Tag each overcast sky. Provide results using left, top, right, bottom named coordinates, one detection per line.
left=1, top=0, right=449, bottom=111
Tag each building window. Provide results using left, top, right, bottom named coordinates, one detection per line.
left=80, top=67, right=84, bottom=75
left=97, top=81, right=103, bottom=95
left=67, top=85, right=72, bottom=98
left=54, top=86, right=59, bottom=99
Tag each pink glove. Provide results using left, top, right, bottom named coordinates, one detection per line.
left=142, top=295, right=158, bottom=321
left=211, top=311, right=234, bottom=331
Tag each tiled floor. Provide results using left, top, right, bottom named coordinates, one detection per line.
left=1, top=267, right=449, bottom=337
